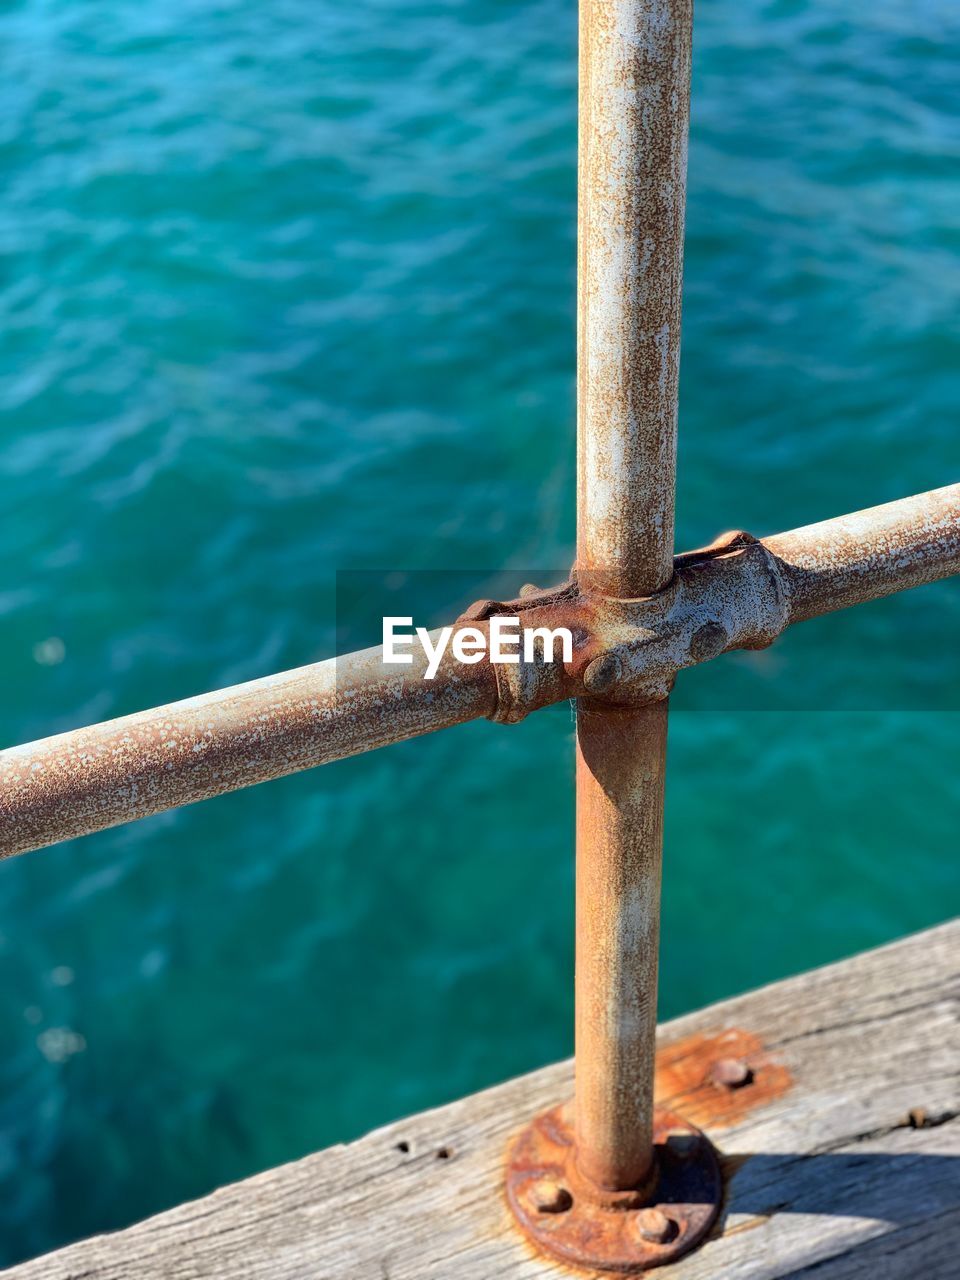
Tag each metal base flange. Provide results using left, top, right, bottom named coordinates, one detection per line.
left=505, top=1103, right=721, bottom=1272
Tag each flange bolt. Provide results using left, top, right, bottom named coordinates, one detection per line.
left=664, top=1130, right=701, bottom=1162
left=634, top=1208, right=679, bottom=1245
left=528, top=1179, right=573, bottom=1214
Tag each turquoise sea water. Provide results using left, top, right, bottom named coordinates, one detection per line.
left=1, top=0, right=958, bottom=1264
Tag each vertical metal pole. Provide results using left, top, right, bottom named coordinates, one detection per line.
left=575, top=701, right=669, bottom=1189
left=574, top=0, right=692, bottom=1192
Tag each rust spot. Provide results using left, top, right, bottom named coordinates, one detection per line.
left=654, top=1029, right=792, bottom=1130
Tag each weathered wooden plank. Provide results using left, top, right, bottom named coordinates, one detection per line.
left=6, top=920, right=958, bottom=1279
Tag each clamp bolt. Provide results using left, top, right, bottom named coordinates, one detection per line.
left=689, top=620, right=728, bottom=663
left=583, top=652, right=622, bottom=695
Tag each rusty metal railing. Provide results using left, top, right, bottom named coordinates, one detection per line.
left=1, top=0, right=957, bottom=1270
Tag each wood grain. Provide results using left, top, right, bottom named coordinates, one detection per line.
left=6, top=920, right=957, bottom=1279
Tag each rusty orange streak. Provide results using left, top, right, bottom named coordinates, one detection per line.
left=654, top=1028, right=793, bottom=1130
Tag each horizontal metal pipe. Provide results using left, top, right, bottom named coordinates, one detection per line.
left=0, top=641, right=497, bottom=858
left=766, top=483, right=960, bottom=624
left=2, top=484, right=957, bottom=859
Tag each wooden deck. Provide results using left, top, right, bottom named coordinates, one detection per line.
left=7, top=920, right=958, bottom=1279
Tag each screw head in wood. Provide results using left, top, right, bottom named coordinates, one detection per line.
left=709, top=1057, right=753, bottom=1089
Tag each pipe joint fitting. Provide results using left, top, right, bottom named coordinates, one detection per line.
left=583, top=536, right=791, bottom=706
left=477, top=535, right=790, bottom=722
